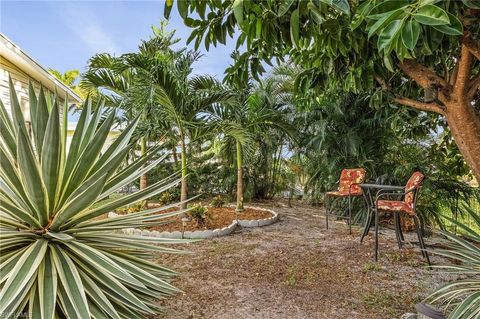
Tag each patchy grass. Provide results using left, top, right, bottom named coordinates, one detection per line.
left=157, top=200, right=452, bottom=319
left=361, top=289, right=424, bottom=317
left=362, top=262, right=382, bottom=273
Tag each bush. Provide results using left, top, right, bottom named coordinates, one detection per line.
left=188, top=203, right=211, bottom=227
left=210, top=195, right=225, bottom=208
left=0, top=82, right=186, bottom=318
left=427, top=195, right=480, bottom=318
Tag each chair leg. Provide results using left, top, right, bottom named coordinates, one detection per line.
left=413, top=215, right=431, bottom=266
left=397, top=213, right=405, bottom=241
left=325, top=194, right=329, bottom=230
left=394, top=213, right=403, bottom=249
left=360, top=208, right=372, bottom=243
left=375, top=208, right=379, bottom=261
left=348, top=195, right=352, bottom=235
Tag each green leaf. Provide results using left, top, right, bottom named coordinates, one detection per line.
left=17, top=126, right=48, bottom=225
left=35, top=87, right=50, bottom=157
left=402, top=19, right=421, bottom=50
left=0, top=99, right=17, bottom=158
left=38, top=251, right=57, bottom=319
left=8, top=77, right=29, bottom=139
left=51, top=245, right=90, bottom=319
left=463, top=0, right=480, bottom=9
left=177, top=0, right=188, bottom=19
left=413, top=4, right=449, bottom=26
left=432, top=12, right=463, bottom=35
left=50, top=173, right=109, bottom=230
left=368, top=8, right=404, bottom=38
left=41, top=101, right=61, bottom=211
left=163, top=0, right=173, bottom=19
left=232, top=0, right=244, bottom=26
left=278, top=0, right=295, bottom=17
left=0, top=240, right=48, bottom=313
left=28, top=82, right=38, bottom=141
left=368, top=0, right=410, bottom=19
left=329, top=0, right=350, bottom=15
left=384, top=54, right=395, bottom=72
left=290, top=8, right=300, bottom=48
left=377, top=19, right=404, bottom=52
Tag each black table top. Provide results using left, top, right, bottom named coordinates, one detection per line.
left=359, top=183, right=405, bottom=191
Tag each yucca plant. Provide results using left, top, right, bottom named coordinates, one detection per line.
left=427, top=194, right=480, bottom=319
left=0, top=79, right=190, bottom=318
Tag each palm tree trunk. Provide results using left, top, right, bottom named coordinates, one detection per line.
left=171, top=144, right=178, bottom=168
left=139, top=137, right=148, bottom=189
left=236, top=140, right=244, bottom=212
left=139, top=136, right=148, bottom=208
left=180, top=134, right=188, bottom=210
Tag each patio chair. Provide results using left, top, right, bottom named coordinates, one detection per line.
left=375, top=171, right=430, bottom=265
left=325, top=168, right=366, bottom=234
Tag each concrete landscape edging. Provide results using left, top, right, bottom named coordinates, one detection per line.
left=108, top=205, right=279, bottom=239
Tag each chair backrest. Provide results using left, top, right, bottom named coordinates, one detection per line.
left=338, top=168, right=366, bottom=194
left=404, top=171, right=425, bottom=205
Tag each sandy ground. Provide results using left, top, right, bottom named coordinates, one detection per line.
left=155, top=200, right=454, bottom=319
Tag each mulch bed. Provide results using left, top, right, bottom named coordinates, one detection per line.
left=147, top=206, right=273, bottom=232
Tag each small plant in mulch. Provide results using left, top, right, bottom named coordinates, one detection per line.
left=115, top=202, right=143, bottom=214
left=158, top=189, right=180, bottom=205
left=210, top=195, right=225, bottom=208
left=188, top=204, right=212, bottom=228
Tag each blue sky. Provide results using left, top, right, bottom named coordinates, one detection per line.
left=2, top=0, right=237, bottom=79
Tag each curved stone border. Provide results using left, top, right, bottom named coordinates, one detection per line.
left=108, top=205, right=278, bottom=239
left=236, top=206, right=279, bottom=228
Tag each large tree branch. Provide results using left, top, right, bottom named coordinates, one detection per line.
left=399, top=60, right=450, bottom=90
left=394, top=97, right=446, bottom=116
left=454, top=44, right=474, bottom=96
left=463, top=34, right=480, bottom=60
left=468, top=74, right=480, bottom=100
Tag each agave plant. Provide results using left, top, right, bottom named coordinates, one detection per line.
left=0, top=79, right=189, bottom=318
left=427, top=194, right=480, bottom=319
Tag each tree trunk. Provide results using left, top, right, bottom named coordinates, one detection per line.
left=236, top=140, right=244, bottom=212
left=180, top=135, right=188, bottom=211
left=140, top=136, right=148, bottom=208
left=139, top=136, right=148, bottom=190
left=397, top=44, right=480, bottom=182
left=444, top=100, right=480, bottom=182
left=172, top=144, right=178, bottom=168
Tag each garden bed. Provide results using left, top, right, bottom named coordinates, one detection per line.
left=146, top=206, right=274, bottom=232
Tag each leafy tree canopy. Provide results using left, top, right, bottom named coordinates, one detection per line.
left=167, top=0, right=480, bottom=181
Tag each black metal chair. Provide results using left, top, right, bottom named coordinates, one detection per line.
left=374, top=171, right=430, bottom=265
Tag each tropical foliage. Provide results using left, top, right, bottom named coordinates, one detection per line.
left=169, top=0, right=480, bottom=183
left=427, top=193, right=480, bottom=319
left=82, top=26, right=232, bottom=209
left=0, top=80, right=188, bottom=318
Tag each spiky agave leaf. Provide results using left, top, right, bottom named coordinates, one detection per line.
left=427, top=199, right=480, bottom=319
left=0, top=78, right=190, bottom=318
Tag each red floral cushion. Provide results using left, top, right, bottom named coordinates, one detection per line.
left=404, top=171, right=424, bottom=205
left=327, top=168, right=366, bottom=196
left=377, top=200, right=414, bottom=215
left=377, top=172, right=425, bottom=215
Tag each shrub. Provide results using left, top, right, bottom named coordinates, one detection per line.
left=427, top=195, right=480, bottom=318
left=188, top=204, right=210, bottom=227
left=158, top=188, right=180, bottom=205
left=0, top=81, right=188, bottom=318
left=210, top=195, right=225, bottom=208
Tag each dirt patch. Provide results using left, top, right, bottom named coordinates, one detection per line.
left=154, top=200, right=454, bottom=319
left=147, top=207, right=273, bottom=232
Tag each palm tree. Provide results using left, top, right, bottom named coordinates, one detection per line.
left=82, top=27, right=231, bottom=210
left=204, top=78, right=296, bottom=211
left=48, top=68, right=88, bottom=100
